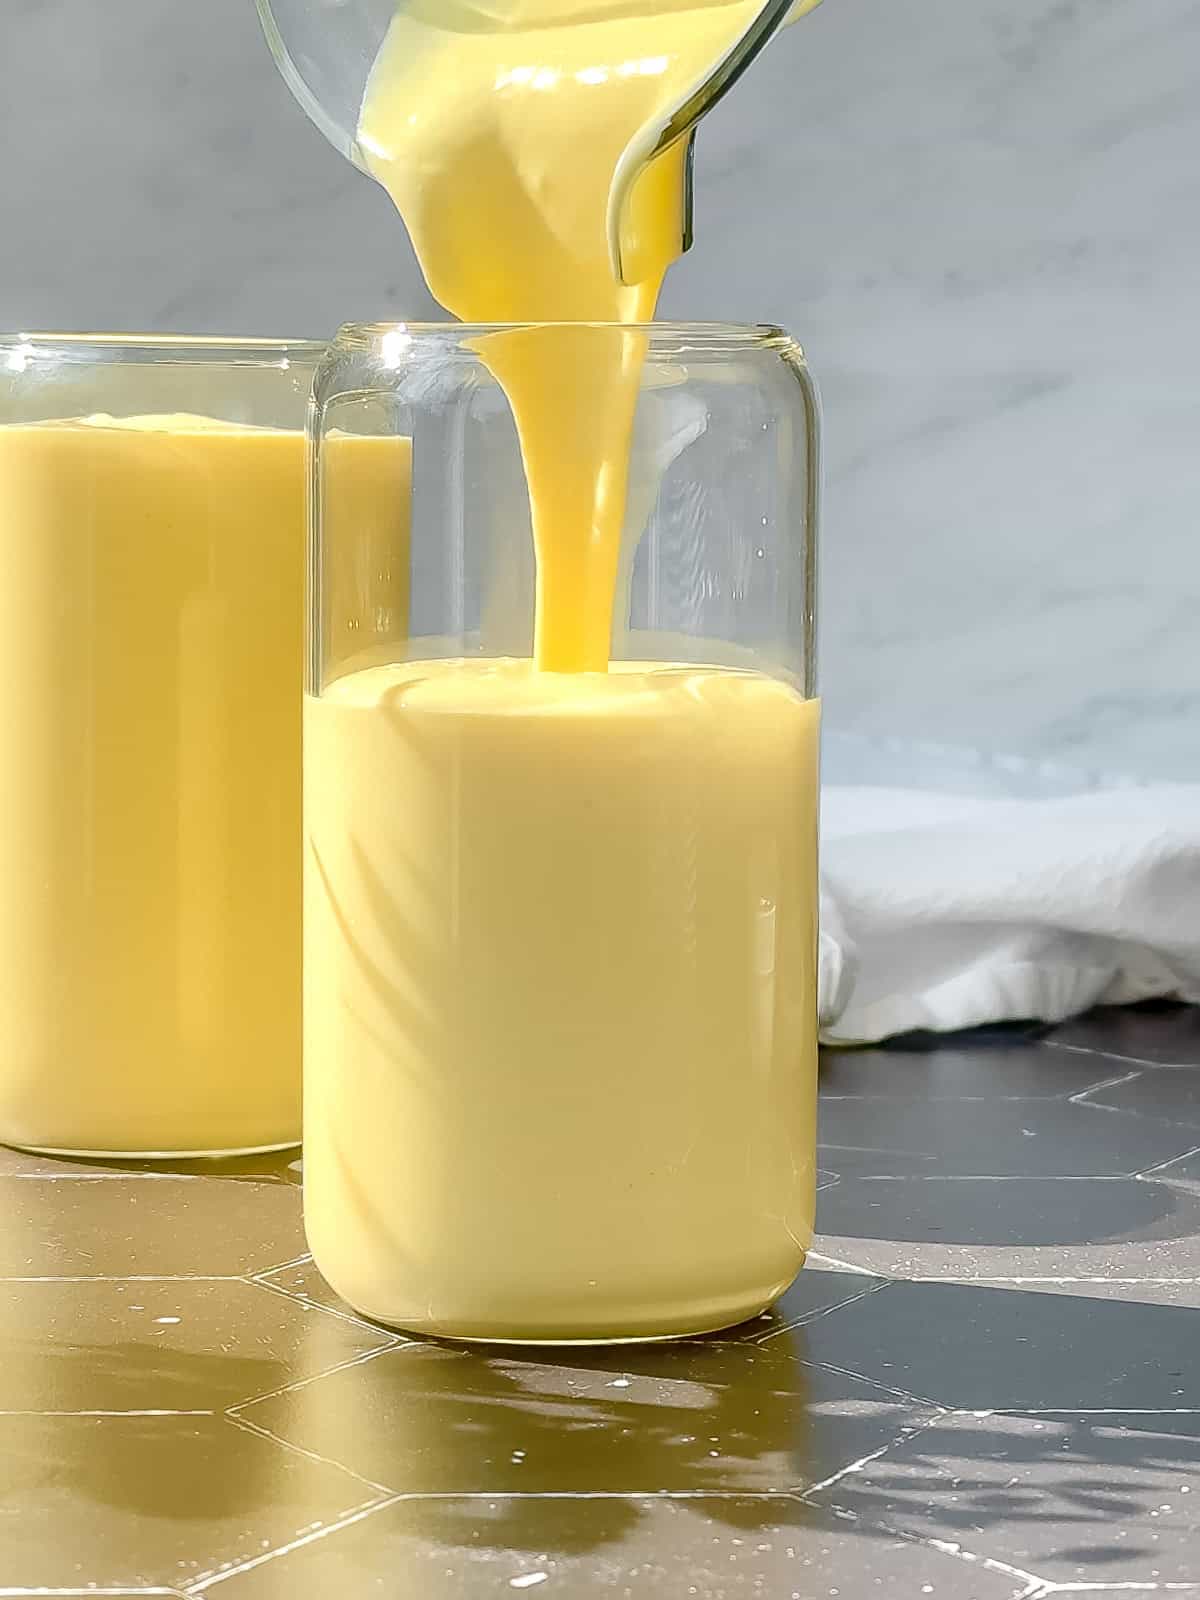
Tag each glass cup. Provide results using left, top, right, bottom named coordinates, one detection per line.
left=0, top=335, right=323, bottom=1158
left=304, top=320, right=821, bottom=1341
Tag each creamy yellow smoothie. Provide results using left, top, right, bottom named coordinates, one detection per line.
left=0, top=415, right=410, bottom=1156
left=305, top=659, right=819, bottom=1340
left=303, top=0, right=822, bottom=1336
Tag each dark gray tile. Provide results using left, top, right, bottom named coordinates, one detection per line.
left=0, top=1176, right=305, bottom=1277
left=798, top=1280, right=1200, bottom=1410
left=815, top=1176, right=1200, bottom=1279
left=210, top=1492, right=1029, bottom=1598
left=240, top=1333, right=931, bottom=1497
left=817, top=1408, right=1200, bottom=1585
left=1080, top=1066, right=1200, bottom=1129
left=817, top=1097, right=1198, bottom=1177
left=820, top=1042, right=1126, bottom=1099
left=1157, top=1148, right=1200, bottom=1192
left=747, top=1265, right=888, bottom=1337
left=1049, top=1002, right=1200, bottom=1066
left=0, top=1413, right=377, bottom=1588
left=0, top=1278, right=391, bottom=1412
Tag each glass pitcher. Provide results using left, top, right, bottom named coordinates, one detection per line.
left=254, top=0, right=820, bottom=280
left=303, top=320, right=821, bottom=1342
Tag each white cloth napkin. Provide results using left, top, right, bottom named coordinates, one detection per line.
left=818, top=773, right=1200, bottom=1045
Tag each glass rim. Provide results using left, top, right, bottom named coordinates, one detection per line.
left=0, top=332, right=325, bottom=365
left=333, top=320, right=805, bottom=356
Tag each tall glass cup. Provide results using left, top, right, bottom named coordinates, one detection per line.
left=0, top=335, right=323, bottom=1158
left=305, top=321, right=820, bottom=1341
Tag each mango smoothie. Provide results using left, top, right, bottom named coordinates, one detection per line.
left=303, top=0, right=822, bottom=1336
left=305, top=660, right=819, bottom=1339
left=0, top=414, right=410, bottom=1156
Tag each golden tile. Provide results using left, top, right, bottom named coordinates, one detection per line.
left=0, top=1176, right=305, bottom=1277
left=207, top=1491, right=1021, bottom=1599
left=256, top=1257, right=380, bottom=1325
left=0, top=1278, right=393, bottom=1413
left=239, top=1334, right=925, bottom=1497
left=0, top=1412, right=379, bottom=1588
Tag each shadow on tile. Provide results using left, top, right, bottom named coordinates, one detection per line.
left=799, top=1278, right=1200, bottom=1410
left=817, top=1173, right=1200, bottom=1248
left=0, top=1278, right=390, bottom=1412
left=0, top=1413, right=371, bottom=1587
left=1048, top=1000, right=1200, bottom=1065
left=814, top=1407, right=1200, bottom=1585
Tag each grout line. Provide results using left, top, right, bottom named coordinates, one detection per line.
left=1137, top=1144, right=1200, bottom=1179
left=0, top=1172, right=289, bottom=1182
left=794, top=1354, right=947, bottom=1411
left=998, top=1407, right=1200, bottom=1416
left=912, top=1276, right=1200, bottom=1286
left=1031, top=1585, right=1200, bottom=1594
left=1053, top=1040, right=1200, bottom=1071
left=820, top=1094, right=1103, bottom=1103
left=754, top=1275, right=894, bottom=1342
left=247, top=1252, right=314, bottom=1281
left=0, top=1408, right=215, bottom=1417
left=853, top=1174, right=1136, bottom=1183
left=224, top=1409, right=397, bottom=1496
left=1067, top=1070, right=1144, bottom=1104
left=186, top=1490, right=399, bottom=1592
left=0, top=1274, right=250, bottom=1283
left=804, top=1249, right=880, bottom=1276
left=243, top=1270, right=402, bottom=1340
left=798, top=1406, right=943, bottom=1501
left=806, top=1495, right=1044, bottom=1595
left=228, top=1339, right=405, bottom=1413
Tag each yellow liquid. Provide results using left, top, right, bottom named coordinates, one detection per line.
left=304, top=0, right=823, bottom=1336
left=359, top=0, right=804, bottom=672
left=305, top=659, right=819, bottom=1340
left=0, top=416, right=410, bottom=1156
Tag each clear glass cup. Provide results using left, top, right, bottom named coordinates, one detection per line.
left=305, top=320, right=821, bottom=1342
left=0, top=334, right=323, bottom=1158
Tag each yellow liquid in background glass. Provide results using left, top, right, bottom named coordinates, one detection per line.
left=0, top=416, right=410, bottom=1157
left=304, top=0, right=823, bottom=1336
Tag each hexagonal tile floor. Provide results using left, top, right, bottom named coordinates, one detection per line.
left=1, top=1002, right=1197, bottom=1596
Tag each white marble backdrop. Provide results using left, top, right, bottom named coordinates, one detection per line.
left=2, top=0, right=1197, bottom=779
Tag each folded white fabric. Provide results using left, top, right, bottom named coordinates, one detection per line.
left=819, top=782, right=1200, bottom=1045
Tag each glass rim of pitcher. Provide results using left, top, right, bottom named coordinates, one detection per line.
left=333, top=320, right=806, bottom=356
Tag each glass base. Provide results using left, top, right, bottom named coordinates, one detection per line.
left=5, top=1138, right=301, bottom=1161
left=344, top=1282, right=790, bottom=1347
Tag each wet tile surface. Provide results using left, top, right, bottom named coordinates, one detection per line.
left=211, top=1493, right=1030, bottom=1598
left=239, top=1334, right=932, bottom=1497
left=0, top=1003, right=1196, bottom=1595
left=0, top=1175, right=306, bottom=1277
left=816, top=1409, right=1200, bottom=1585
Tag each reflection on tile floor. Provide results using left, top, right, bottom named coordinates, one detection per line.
left=0, top=1001, right=1196, bottom=1595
